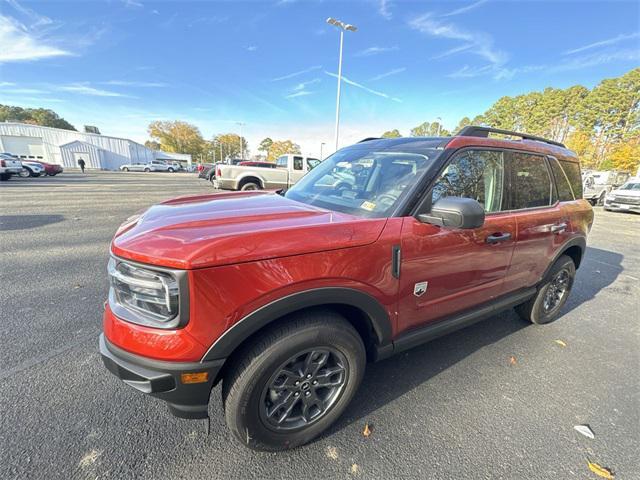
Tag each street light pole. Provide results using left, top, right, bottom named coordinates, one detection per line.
left=327, top=17, right=357, bottom=153
left=236, top=122, right=245, bottom=159
left=436, top=117, right=442, bottom=136
left=320, top=142, right=326, bottom=161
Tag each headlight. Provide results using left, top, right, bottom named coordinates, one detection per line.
left=108, top=257, right=187, bottom=328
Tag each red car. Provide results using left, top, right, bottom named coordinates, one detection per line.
left=40, top=161, right=64, bottom=176
left=100, top=126, right=593, bottom=451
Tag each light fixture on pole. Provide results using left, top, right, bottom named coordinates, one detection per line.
left=326, top=17, right=357, bottom=152
left=320, top=142, right=326, bottom=161
left=236, top=122, right=246, bottom=159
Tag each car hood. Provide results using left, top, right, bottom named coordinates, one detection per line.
left=111, top=191, right=387, bottom=269
left=611, top=188, right=640, bottom=197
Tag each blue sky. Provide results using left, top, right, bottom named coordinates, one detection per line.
left=0, top=0, right=639, bottom=157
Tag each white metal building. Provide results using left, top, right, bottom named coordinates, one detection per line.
left=0, top=122, right=191, bottom=170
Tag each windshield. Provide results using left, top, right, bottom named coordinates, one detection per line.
left=619, top=182, right=640, bottom=190
left=285, top=147, right=440, bottom=217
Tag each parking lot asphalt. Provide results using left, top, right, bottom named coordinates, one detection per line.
left=1, top=171, right=638, bottom=480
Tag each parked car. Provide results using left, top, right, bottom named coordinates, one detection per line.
left=213, top=154, right=321, bottom=190
left=0, top=152, right=23, bottom=181
left=239, top=161, right=277, bottom=168
left=19, top=160, right=45, bottom=177
left=120, top=160, right=178, bottom=172
left=197, top=163, right=215, bottom=179
left=100, top=126, right=593, bottom=451
left=39, top=161, right=64, bottom=176
left=604, top=178, right=640, bottom=213
left=582, top=170, right=630, bottom=205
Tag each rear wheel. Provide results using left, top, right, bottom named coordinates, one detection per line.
left=144, top=168, right=150, bottom=173
left=168, top=167, right=174, bottom=173
left=240, top=181, right=260, bottom=191
left=18, top=168, right=31, bottom=178
left=222, top=311, right=366, bottom=451
left=122, top=167, right=129, bottom=172
left=516, top=255, right=576, bottom=324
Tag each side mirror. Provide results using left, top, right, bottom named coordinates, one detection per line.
left=417, top=196, right=485, bottom=229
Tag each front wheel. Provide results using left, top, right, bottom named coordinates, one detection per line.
left=240, top=181, right=260, bottom=191
left=516, top=255, right=576, bottom=324
left=168, top=167, right=174, bottom=173
left=222, top=311, right=366, bottom=451
left=122, top=167, right=129, bottom=172
left=144, top=168, right=150, bottom=172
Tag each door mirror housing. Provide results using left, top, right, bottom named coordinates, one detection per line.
left=417, top=197, right=485, bottom=229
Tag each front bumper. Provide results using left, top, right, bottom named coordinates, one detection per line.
left=604, top=201, right=640, bottom=212
left=99, top=334, right=224, bottom=419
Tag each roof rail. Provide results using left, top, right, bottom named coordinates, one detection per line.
left=456, top=126, right=565, bottom=148
left=357, top=137, right=381, bottom=143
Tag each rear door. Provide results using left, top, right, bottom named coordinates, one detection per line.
left=397, top=148, right=516, bottom=333
left=504, top=152, right=571, bottom=291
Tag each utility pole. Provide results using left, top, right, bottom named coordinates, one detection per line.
left=320, top=142, right=326, bottom=161
left=326, top=17, right=357, bottom=153
left=236, top=122, right=246, bottom=159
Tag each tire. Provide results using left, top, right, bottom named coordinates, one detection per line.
left=222, top=310, right=366, bottom=451
left=144, top=168, right=150, bottom=173
left=18, top=168, right=31, bottom=178
left=122, top=167, right=129, bottom=172
left=240, top=181, right=260, bottom=191
left=168, top=167, right=174, bottom=173
left=0, top=173, right=10, bottom=181
left=516, top=255, right=576, bottom=325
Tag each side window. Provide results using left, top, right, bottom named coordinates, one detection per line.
left=549, top=157, right=574, bottom=201
left=559, top=160, right=583, bottom=199
left=293, top=156, right=303, bottom=171
left=307, top=158, right=321, bottom=170
left=509, top=153, right=553, bottom=209
left=432, top=150, right=505, bottom=213
left=276, top=156, right=288, bottom=168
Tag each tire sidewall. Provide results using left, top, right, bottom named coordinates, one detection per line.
left=227, top=322, right=365, bottom=450
left=240, top=182, right=260, bottom=191
left=530, top=257, right=576, bottom=324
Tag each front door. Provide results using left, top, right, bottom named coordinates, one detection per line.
left=397, top=148, right=516, bottom=334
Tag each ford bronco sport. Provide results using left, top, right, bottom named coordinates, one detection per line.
left=100, top=126, right=593, bottom=451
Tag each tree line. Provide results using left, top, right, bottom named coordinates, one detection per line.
left=382, top=68, right=639, bottom=172
left=0, top=104, right=76, bottom=131
left=146, top=120, right=301, bottom=164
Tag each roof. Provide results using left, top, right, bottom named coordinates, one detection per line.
left=59, top=140, right=105, bottom=150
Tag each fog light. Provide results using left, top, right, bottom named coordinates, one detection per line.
left=181, top=372, right=209, bottom=384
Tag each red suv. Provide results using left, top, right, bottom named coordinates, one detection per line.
left=100, top=126, right=593, bottom=451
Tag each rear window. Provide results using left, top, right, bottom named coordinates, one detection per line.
left=559, top=161, right=582, bottom=198
left=509, top=152, right=553, bottom=209
left=549, top=157, right=575, bottom=201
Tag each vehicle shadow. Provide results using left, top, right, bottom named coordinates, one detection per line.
left=325, top=246, right=624, bottom=437
left=563, top=246, right=624, bottom=314
left=0, top=214, right=65, bottom=231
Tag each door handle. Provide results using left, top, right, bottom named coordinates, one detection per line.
left=486, top=232, right=512, bottom=244
left=550, top=223, right=567, bottom=234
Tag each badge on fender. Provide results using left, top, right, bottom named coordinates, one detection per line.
left=414, top=281, right=428, bottom=297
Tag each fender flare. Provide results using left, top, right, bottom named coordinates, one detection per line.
left=201, top=287, right=393, bottom=362
left=540, top=236, right=586, bottom=281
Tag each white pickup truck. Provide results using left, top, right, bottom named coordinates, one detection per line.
left=0, top=153, right=23, bottom=181
left=213, top=154, right=321, bottom=191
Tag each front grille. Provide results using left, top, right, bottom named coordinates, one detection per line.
left=613, top=195, right=640, bottom=205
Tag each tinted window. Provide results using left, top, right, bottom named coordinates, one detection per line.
left=549, top=157, right=574, bottom=201
left=307, top=158, right=321, bottom=170
left=276, top=156, right=288, bottom=168
left=293, top=156, right=303, bottom=170
left=509, top=153, right=552, bottom=209
left=432, top=150, right=505, bottom=213
left=560, top=160, right=582, bottom=198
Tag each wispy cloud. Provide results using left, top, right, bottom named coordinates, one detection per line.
left=286, top=90, right=313, bottom=99
left=409, top=13, right=507, bottom=67
left=441, top=0, right=488, bottom=18
left=103, top=80, right=167, bottom=87
left=431, top=43, right=474, bottom=60
left=58, top=84, right=133, bottom=97
left=2, top=87, right=50, bottom=94
left=271, top=65, right=322, bottom=81
left=246, top=45, right=257, bottom=52
left=0, top=15, right=72, bottom=63
left=292, top=78, right=321, bottom=92
left=122, top=0, right=144, bottom=8
left=564, top=32, right=640, bottom=55
left=324, top=71, right=401, bottom=103
left=378, top=0, right=393, bottom=20
left=370, top=67, right=406, bottom=81
left=355, top=46, right=398, bottom=57
left=0, top=82, right=16, bottom=87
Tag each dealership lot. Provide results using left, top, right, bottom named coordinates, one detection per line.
left=1, top=172, right=638, bottom=479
